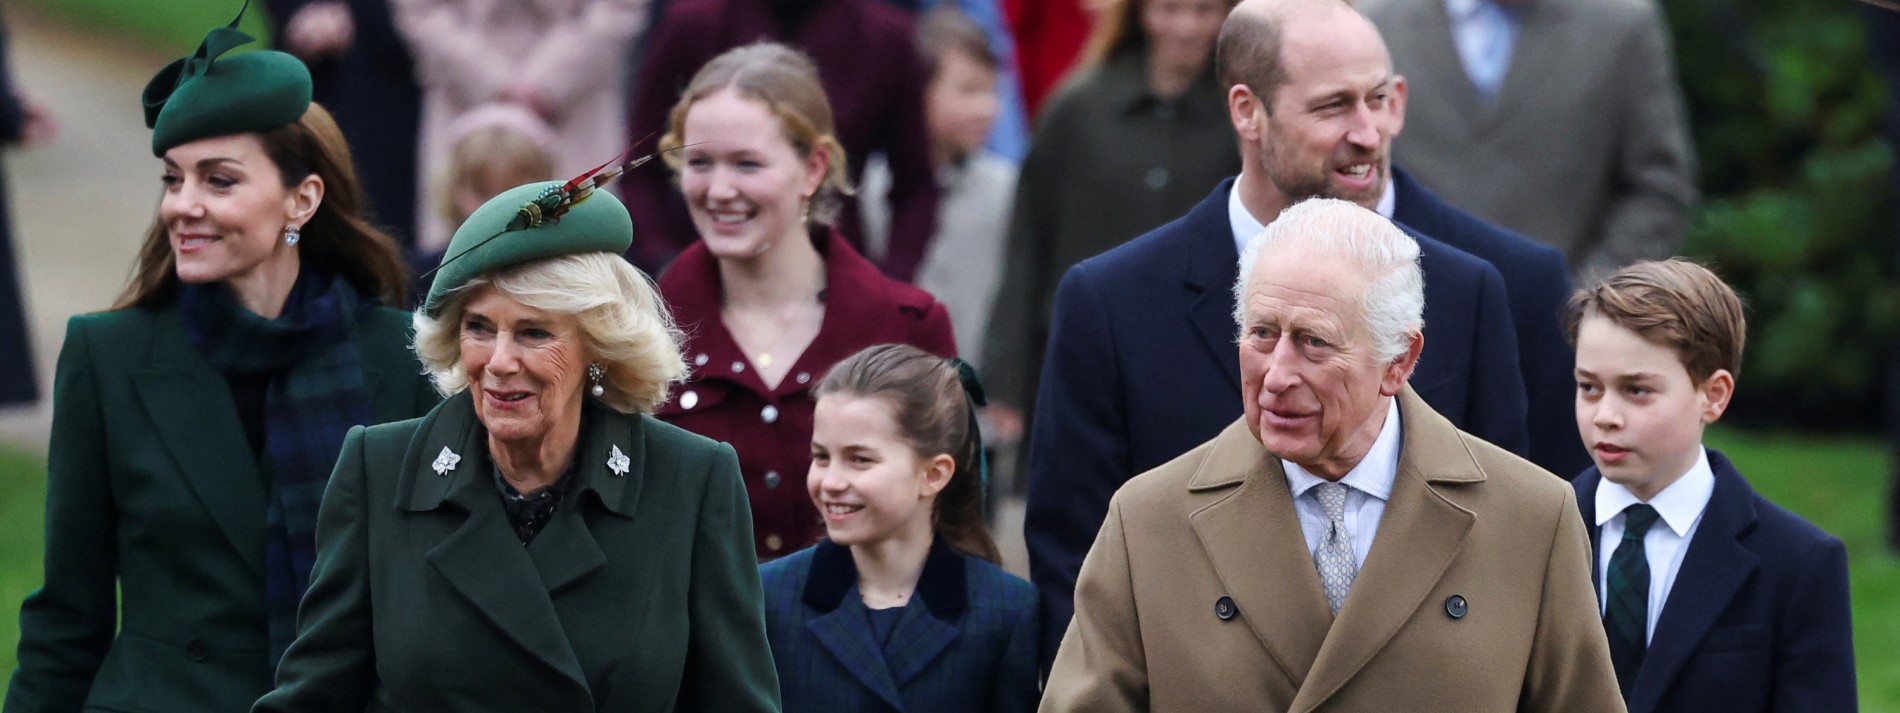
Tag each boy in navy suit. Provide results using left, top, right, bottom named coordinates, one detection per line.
left=1568, top=259, right=1857, bottom=713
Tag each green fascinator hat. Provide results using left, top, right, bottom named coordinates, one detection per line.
left=422, top=181, right=634, bottom=316
left=142, top=1, right=312, bottom=156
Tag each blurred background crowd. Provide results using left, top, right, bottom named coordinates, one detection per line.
left=0, top=0, right=1893, bottom=705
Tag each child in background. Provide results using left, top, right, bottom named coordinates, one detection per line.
left=1568, top=258, right=1856, bottom=712
left=759, top=344, right=1038, bottom=713
left=860, top=8, right=1018, bottom=376
left=408, top=103, right=557, bottom=293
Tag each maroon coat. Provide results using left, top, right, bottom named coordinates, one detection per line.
left=624, top=0, right=940, bottom=282
left=656, top=228, right=957, bottom=560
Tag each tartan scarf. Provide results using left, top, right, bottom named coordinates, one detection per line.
left=178, top=271, right=373, bottom=667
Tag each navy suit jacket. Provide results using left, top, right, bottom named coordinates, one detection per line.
left=760, top=539, right=1041, bottom=713
left=1392, top=166, right=1589, bottom=477
left=1022, top=178, right=1529, bottom=669
left=1575, top=449, right=1857, bottom=713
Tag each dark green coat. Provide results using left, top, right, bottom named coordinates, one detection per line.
left=5, top=305, right=438, bottom=713
left=252, top=395, right=782, bottom=712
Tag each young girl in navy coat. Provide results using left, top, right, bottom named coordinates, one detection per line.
left=760, top=343, right=1040, bottom=712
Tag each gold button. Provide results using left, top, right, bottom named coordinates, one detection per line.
left=765, top=534, right=783, bottom=551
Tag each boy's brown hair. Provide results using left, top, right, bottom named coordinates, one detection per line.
left=1564, top=258, right=1747, bottom=383
left=917, top=7, right=997, bottom=77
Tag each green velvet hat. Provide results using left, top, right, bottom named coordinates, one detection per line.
left=142, top=2, right=312, bottom=156
left=422, top=181, right=634, bottom=316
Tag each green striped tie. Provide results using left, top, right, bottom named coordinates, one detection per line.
left=1605, top=503, right=1660, bottom=698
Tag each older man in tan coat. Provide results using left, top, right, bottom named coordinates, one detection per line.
left=1039, top=198, right=1623, bottom=712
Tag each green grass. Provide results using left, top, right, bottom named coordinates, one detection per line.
left=0, top=445, right=47, bottom=693
left=17, top=0, right=274, bottom=55
left=1704, top=427, right=1900, bottom=710
left=0, top=432, right=1893, bottom=706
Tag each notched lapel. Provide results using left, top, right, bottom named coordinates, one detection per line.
left=1184, top=186, right=1243, bottom=395
left=1292, top=391, right=1477, bottom=713
left=407, top=397, right=592, bottom=694
left=884, top=603, right=960, bottom=688
left=1628, top=466, right=1761, bottom=713
left=133, top=323, right=268, bottom=577
left=425, top=471, right=593, bottom=694
left=1187, top=421, right=1332, bottom=687
left=809, top=597, right=907, bottom=711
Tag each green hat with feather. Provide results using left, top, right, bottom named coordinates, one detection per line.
left=141, top=0, right=312, bottom=156
left=421, top=181, right=635, bottom=316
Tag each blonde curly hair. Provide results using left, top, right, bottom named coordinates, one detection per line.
left=413, top=252, right=686, bottom=414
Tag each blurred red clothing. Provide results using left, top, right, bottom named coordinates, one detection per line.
left=1007, top=0, right=1093, bottom=120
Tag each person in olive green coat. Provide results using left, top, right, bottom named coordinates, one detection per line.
left=252, top=179, right=781, bottom=711
left=4, top=13, right=436, bottom=713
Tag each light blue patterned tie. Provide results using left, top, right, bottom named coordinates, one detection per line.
left=1462, top=0, right=1516, bottom=100
left=1314, top=482, right=1357, bottom=614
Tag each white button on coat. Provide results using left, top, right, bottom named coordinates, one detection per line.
left=761, top=405, right=779, bottom=424
left=680, top=391, right=699, bottom=409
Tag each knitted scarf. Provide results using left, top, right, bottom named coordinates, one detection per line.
left=179, top=271, right=372, bottom=667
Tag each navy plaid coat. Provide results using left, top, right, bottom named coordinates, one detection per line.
left=760, top=538, right=1040, bottom=712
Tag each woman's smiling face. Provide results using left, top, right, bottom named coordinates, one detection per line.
left=458, top=287, right=590, bottom=446
left=677, top=89, right=826, bottom=261
left=159, top=132, right=305, bottom=285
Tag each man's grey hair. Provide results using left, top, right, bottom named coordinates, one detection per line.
left=1232, top=198, right=1425, bottom=362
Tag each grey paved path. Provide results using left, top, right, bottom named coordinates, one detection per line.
left=0, top=10, right=161, bottom=454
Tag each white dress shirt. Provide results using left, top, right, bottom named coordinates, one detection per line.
left=1229, top=180, right=1401, bottom=259
left=1446, top=0, right=1520, bottom=99
left=1282, top=399, right=1402, bottom=568
left=1595, top=446, right=1715, bottom=643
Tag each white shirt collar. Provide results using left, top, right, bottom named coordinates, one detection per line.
left=1229, top=183, right=1269, bottom=258
left=1594, top=446, right=1716, bottom=537
left=1283, top=399, right=1402, bottom=501
left=1231, top=179, right=1398, bottom=257
left=1375, top=176, right=1396, bottom=219
left=1445, top=0, right=1483, bottom=20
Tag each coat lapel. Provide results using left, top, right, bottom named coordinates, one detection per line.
left=1626, top=452, right=1760, bottom=713
left=1291, top=388, right=1479, bottom=713
left=1186, top=419, right=1333, bottom=688
left=804, top=542, right=907, bottom=710
left=132, top=312, right=268, bottom=576
left=402, top=396, right=592, bottom=694
left=1478, top=0, right=1571, bottom=132
left=884, top=542, right=968, bottom=687
left=1404, top=0, right=1489, bottom=127
left=526, top=401, right=645, bottom=593
left=1183, top=180, right=1244, bottom=395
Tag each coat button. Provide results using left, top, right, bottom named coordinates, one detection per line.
left=761, top=405, right=779, bottom=423
left=1145, top=167, right=1170, bottom=190
left=679, top=390, right=699, bottom=410
left=1445, top=594, right=1468, bottom=619
left=694, top=353, right=709, bottom=366
left=763, top=470, right=782, bottom=488
left=1214, top=596, right=1237, bottom=621
left=184, top=639, right=208, bottom=661
left=765, top=534, right=784, bottom=551
left=731, top=360, right=746, bottom=373
left=796, top=372, right=811, bottom=384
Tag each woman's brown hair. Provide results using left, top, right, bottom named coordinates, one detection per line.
left=657, top=42, right=854, bottom=226
left=116, top=103, right=410, bottom=310
left=815, top=344, right=1001, bottom=564
left=1079, top=0, right=1240, bottom=71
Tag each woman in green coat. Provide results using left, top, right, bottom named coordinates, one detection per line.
left=252, top=178, right=780, bottom=711
left=4, top=17, right=437, bottom=713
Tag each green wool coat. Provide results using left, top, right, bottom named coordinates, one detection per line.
left=5, top=305, right=438, bottom=713
left=251, top=394, right=782, bottom=712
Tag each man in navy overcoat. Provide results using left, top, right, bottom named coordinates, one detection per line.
left=1021, top=0, right=1539, bottom=669
left=1391, top=165, right=1588, bottom=476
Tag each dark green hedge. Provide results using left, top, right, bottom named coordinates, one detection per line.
left=1664, top=0, right=1897, bottom=429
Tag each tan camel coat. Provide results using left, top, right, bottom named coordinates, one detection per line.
left=1041, top=387, right=1626, bottom=712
